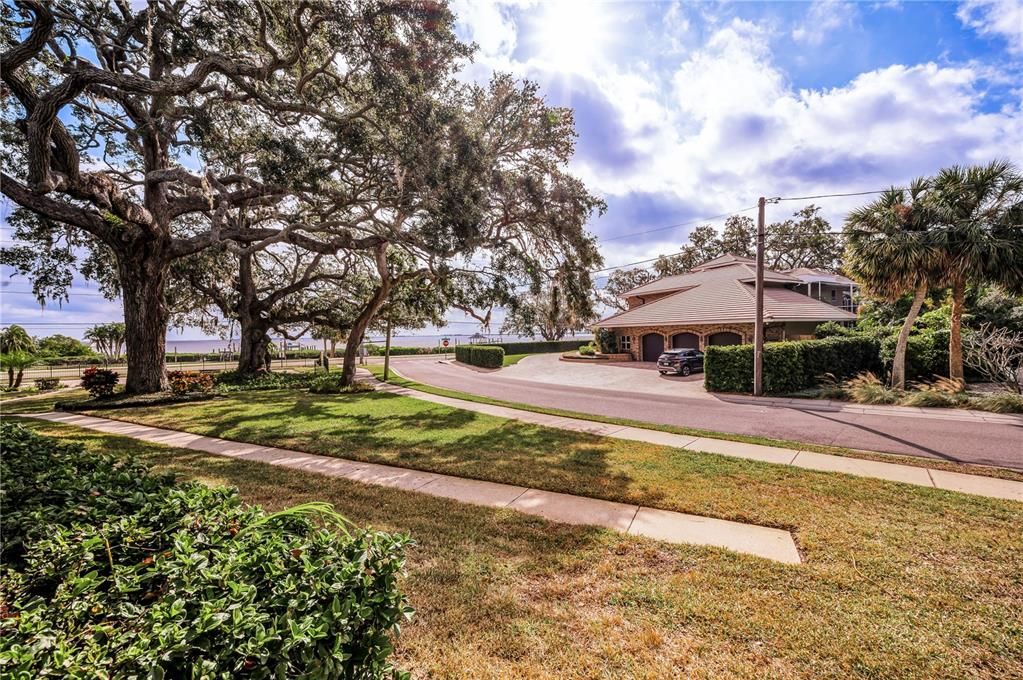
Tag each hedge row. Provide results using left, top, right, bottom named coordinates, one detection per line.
left=0, top=422, right=412, bottom=678
left=454, top=345, right=505, bottom=368
left=491, top=339, right=589, bottom=355
left=363, top=345, right=444, bottom=356
left=705, top=336, right=882, bottom=394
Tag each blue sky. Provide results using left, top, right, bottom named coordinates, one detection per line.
left=2, top=0, right=1022, bottom=340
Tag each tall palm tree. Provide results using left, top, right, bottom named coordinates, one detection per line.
left=844, top=180, right=944, bottom=389
left=0, top=325, right=37, bottom=388
left=929, top=161, right=1023, bottom=382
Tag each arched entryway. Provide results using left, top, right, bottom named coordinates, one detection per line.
left=670, top=332, right=700, bottom=349
left=641, top=333, right=665, bottom=361
left=707, top=331, right=743, bottom=346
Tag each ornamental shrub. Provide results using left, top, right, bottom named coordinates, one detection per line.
left=166, top=370, right=215, bottom=394
left=492, top=339, right=585, bottom=355
left=0, top=422, right=413, bottom=679
left=705, top=336, right=881, bottom=394
left=214, top=370, right=314, bottom=392
left=880, top=330, right=949, bottom=380
left=80, top=367, right=119, bottom=397
left=33, top=377, right=61, bottom=391
left=309, top=374, right=375, bottom=394
left=454, top=345, right=504, bottom=368
left=595, top=328, right=619, bottom=354
left=579, top=344, right=597, bottom=356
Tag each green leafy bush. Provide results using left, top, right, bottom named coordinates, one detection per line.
left=309, top=374, right=375, bottom=394
left=705, top=336, right=882, bottom=394
left=80, top=367, right=119, bottom=397
left=578, top=344, right=597, bottom=356
left=0, top=422, right=413, bottom=678
left=880, top=330, right=949, bottom=380
left=454, top=345, right=505, bottom=368
left=166, top=370, right=215, bottom=394
left=595, top=328, right=619, bottom=354
left=492, top=340, right=585, bottom=355
left=364, top=345, right=443, bottom=356
left=814, top=321, right=857, bottom=339
left=33, top=377, right=61, bottom=391
left=214, top=370, right=314, bottom=393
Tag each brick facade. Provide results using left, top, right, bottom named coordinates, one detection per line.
left=615, top=324, right=755, bottom=361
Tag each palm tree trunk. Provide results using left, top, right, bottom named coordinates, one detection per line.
left=949, top=277, right=966, bottom=383
left=892, top=282, right=927, bottom=390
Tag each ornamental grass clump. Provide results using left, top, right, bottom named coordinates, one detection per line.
left=0, top=422, right=413, bottom=679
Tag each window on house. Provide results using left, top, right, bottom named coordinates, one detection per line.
left=830, top=289, right=836, bottom=299
left=619, top=334, right=631, bottom=350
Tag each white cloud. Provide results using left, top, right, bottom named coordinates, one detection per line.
left=792, top=0, right=859, bottom=46
left=958, top=0, right=1023, bottom=54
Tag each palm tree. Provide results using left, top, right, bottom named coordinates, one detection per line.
left=85, top=322, right=128, bottom=361
left=0, top=325, right=37, bottom=388
left=844, top=180, right=944, bottom=389
left=0, top=351, right=38, bottom=389
left=929, top=161, right=1023, bottom=382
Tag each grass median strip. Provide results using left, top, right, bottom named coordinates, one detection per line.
left=12, top=416, right=1023, bottom=679
left=368, top=364, right=1023, bottom=482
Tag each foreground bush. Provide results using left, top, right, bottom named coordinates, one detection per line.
left=705, top=336, right=882, bottom=394
left=309, top=374, right=376, bottom=394
left=492, top=339, right=586, bottom=355
left=454, top=345, right=504, bottom=368
left=166, top=370, right=215, bottom=394
left=214, top=370, right=315, bottom=392
left=0, top=422, right=413, bottom=678
left=80, top=367, right=119, bottom=397
left=33, top=377, right=61, bottom=391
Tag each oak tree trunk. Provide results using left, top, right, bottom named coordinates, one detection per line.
left=891, top=282, right=927, bottom=390
left=341, top=283, right=390, bottom=387
left=118, top=250, right=170, bottom=394
left=238, top=321, right=272, bottom=375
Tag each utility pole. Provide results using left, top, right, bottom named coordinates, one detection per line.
left=754, top=196, right=766, bottom=396
left=383, top=317, right=392, bottom=381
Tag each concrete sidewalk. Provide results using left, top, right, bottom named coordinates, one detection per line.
left=374, top=375, right=1023, bottom=503
left=23, top=412, right=802, bottom=564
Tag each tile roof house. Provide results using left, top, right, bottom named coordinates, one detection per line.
left=596, top=254, right=858, bottom=361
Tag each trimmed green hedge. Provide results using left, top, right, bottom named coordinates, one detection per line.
left=492, top=340, right=589, bottom=355
left=364, top=345, right=445, bottom=356
left=454, top=345, right=505, bottom=368
left=705, top=336, right=882, bottom=394
left=0, top=422, right=412, bottom=678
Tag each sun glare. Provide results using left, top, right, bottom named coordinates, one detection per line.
left=530, top=1, right=617, bottom=73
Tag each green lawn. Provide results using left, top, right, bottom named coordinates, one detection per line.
left=14, top=409, right=1023, bottom=678
left=13, top=407, right=1023, bottom=679
left=0, top=388, right=89, bottom=413
left=367, top=365, right=1023, bottom=482
left=501, top=353, right=529, bottom=366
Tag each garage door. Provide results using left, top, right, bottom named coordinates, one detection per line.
left=671, top=332, right=700, bottom=349
left=641, top=333, right=664, bottom=361
left=707, top=331, right=743, bottom=346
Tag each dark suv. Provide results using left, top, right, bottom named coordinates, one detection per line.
left=656, top=348, right=705, bottom=376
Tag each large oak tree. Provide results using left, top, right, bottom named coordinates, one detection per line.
left=1, top=0, right=465, bottom=392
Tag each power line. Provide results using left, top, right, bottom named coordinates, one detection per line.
left=775, top=189, right=889, bottom=201
left=597, top=204, right=759, bottom=243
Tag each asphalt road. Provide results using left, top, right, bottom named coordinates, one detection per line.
left=394, top=358, right=1023, bottom=471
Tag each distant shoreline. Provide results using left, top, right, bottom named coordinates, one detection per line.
left=165, top=334, right=594, bottom=354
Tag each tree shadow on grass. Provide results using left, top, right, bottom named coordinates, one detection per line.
left=93, top=389, right=658, bottom=511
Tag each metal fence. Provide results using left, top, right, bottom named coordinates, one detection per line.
left=18, top=355, right=324, bottom=381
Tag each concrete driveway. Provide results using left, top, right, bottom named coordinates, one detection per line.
left=502, top=354, right=711, bottom=398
